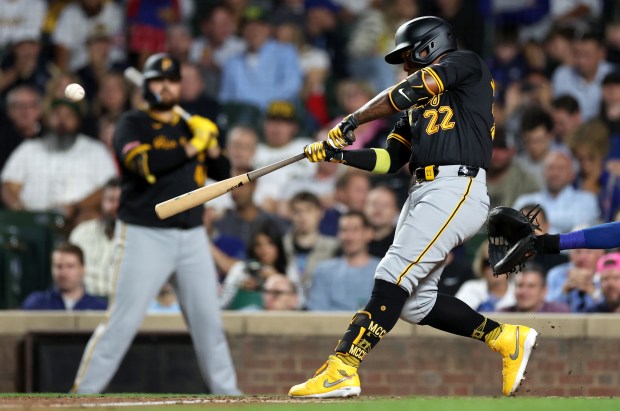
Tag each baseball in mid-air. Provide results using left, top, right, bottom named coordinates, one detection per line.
left=64, top=83, right=85, bottom=102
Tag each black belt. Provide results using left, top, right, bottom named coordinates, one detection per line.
left=414, top=165, right=479, bottom=183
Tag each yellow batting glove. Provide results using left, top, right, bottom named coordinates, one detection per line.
left=187, top=115, right=219, bottom=152
left=327, top=114, right=358, bottom=149
left=304, top=141, right=327, bottom=162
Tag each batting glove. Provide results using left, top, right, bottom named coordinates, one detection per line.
left=304, top=141, right=343, bottom=163
left=187, top=115, right=219, bottom=152
left=327, top=114, right=358, bottom=149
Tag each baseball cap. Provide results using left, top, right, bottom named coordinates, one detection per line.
left=51, top=98, right=82, bottom=118
left=266, top=101, right=297, bottom=122
left=597, top=252, right=620, bottom=272
left=241, top=6, right=271, bottom=25
left=86, top=25, right=111, bottom=44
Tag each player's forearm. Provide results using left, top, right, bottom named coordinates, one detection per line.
left=351, top=88, right=398, bottom=125
left=553, top=222, right=620, bottom=251
left=339, top=148, right=407, bottom=174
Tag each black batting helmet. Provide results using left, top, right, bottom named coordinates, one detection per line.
left=384, top=16, right=457, bottom=66
left=142, top=53, right=181, bottom=107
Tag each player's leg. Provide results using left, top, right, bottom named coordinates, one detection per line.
left=172, top=226, right=240, bottom=395
left=289, top=194, right=417, bottom=398
left=72, top=223, right=175, bottom=393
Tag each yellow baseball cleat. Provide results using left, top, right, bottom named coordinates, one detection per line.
left=488, top=324, right=539, bottom=396
left=289, top=355, right=361, bottom=398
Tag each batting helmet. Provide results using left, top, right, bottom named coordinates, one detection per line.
left=142, top=53, right=181, bottom=106
left=384, top=16, right=457, bottom=66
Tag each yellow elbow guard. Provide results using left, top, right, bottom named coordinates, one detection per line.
left=371, top=148, right=391, bottom=174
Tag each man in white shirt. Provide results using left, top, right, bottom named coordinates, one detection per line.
left=52, top=0, right=124, bottom=72
left=0, top=0, right=46, bottom=49
left=252, top=101, right=315, bottom=213
left=1, top=99, right=117, bottom=227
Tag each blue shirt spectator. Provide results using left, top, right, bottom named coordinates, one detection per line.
left=307, top=211, right=379, bottom=311
left=21, top=288, right=107, bottom=311
left=219, top=9, right=302, bottom=111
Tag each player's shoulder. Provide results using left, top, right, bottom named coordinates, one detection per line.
left=442, top=49, right=482, bottom=64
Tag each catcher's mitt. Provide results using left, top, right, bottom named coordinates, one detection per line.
left=487, top=205, right=541, bottom=276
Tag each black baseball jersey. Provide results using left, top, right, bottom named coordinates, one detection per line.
left=390, top=50, right=495, bottom=172
left=113, top=109, right=229, bottom=229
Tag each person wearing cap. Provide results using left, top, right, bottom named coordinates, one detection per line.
left=1, top=97, right=117, bottom=230
left=587, top=253, right=620, bottom=313
left=218, top=6, right=302, bottom=111
left=486, top=126, right=541, bottom=210
left=253, top=100, right=315, bottom=214
left=70, top=53, right=241, bottom=396
left=500, top=264, right=570, bottom=313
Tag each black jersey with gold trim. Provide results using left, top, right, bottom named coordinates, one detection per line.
left=390, top=50, right=494, bottom=172
left=113, top=109, right=229, bottom=228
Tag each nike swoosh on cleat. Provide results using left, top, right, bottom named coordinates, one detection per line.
left=398, top=88, right=412, bottom=102
left=323, top=375, right=353, bottom=388
left=510, top=326, right=520, bottom=360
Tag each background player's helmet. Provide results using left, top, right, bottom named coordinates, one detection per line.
left=385, top=16, right=457, bottom=66
left=142, top=53, right=181, bottom=107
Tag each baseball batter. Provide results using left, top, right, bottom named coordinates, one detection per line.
left=292, top=16, right=538, bottom=398
left=71, top=53, right=240, bottom=395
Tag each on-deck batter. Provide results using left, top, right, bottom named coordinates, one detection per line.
left=71, top=53, right=240, bottom=395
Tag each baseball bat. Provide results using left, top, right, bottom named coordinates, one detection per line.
left=123, top=66, right=191, bottom=121
left=155, top=153, right=306, bottom=219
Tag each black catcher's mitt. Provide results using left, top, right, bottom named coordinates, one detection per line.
left=487, top=205, right=541, bottom=276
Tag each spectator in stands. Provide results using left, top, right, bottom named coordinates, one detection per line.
left=304, top=0, right=348, bottom=80
left=262, top=274, right=300, bottom=311
left=91, top=72, right=130, bottom=121
left=364, top=185, right=399, bottom=258
left=126, top=0, right=180, bottom=68
left=221, top=222, right=299, bottom=310
left=455, top=241, right=516, bottom=312
left=331, top=80, right=389, bottom=149
left=569, top=119, right=620, bottom=222
left=148, top=283, right=181, bottom=314
left=588, top=252, right=620, bottom=313
left=165, top=24, right=193, bottom=64
left=219, top=6, right=302, bottom=111
left=437, top=250, right=476, bottom=296
left=284, top=192, right=339, bottom=297
left=545, top=25, right=575, bottom=73
left=21, top=243, right=107, bottom=310
left=514, top=150, right=600, bottom=233
left=517, top=107, right=557, bottom=186
left=180, top=62, right=220, bottom=123
left=320, top=170, right=371, bottom=236
left=606, top=20, right=620, bottom=65
left=486, top=25, right=529, bottom=104
left=519, top=204, right=569, bottom=274
left=189, top=3, right=245, bottom=98
left=52, top=0, right=125, bottom=72
left=281, top=127, right=343, bottom=207
left=486, top=127, right=540, bottom=210
left=600, top=71, right=620, bottom=160
left=550, top=94, right=582, bottom=146
left=1, top=99, right=117, bottom=228
left=307, top=211, right=379, bottom=311
left=69, top=178, right=120, bottom=298
left=552, top=28, right=615, bottom=121
left=252, top=101, right=314, bottom=213
left=502, top=72, right=554, bottom=139
left=76, top=27, right=126, bottom=104
left=501, top=264, right=571, bottom=313
left=546, top=242, right=604, bottom=313
left=0, top=0, right=47, bottom=51
left=0, top=86, right=44, bottom=175
left=213, top=166, right=288, bottom=250
left=0, top=34, right=51, bottom=100
left=346, top=0, right=396, bottom=93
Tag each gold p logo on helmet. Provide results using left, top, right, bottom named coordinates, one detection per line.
left=162, top=58, right=172, bottom=71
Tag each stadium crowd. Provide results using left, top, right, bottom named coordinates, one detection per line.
left=2, top=0, right=620, bottom=314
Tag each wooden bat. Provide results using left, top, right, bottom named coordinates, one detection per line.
left=123, top=66, right=191, bottom=121
left=155, top=153, right=306, bottom=219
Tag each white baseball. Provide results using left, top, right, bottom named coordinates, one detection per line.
left=64, top=83, right=85, bottom=102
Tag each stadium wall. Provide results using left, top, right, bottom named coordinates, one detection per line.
left=0, top=312, right=618, bottom=396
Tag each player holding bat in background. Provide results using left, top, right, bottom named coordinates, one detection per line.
left=71, top=53, right=240, bottom=395
left=291, top=16, right=538, bottom=398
